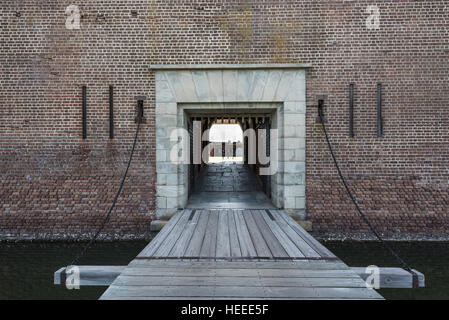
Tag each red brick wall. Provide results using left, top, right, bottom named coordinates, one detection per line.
left=1, top=1, right=448, bottom=239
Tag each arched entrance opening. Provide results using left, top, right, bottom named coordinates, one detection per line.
left=208, top=123, right=243, bottom=163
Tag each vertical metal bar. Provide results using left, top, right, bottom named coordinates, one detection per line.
left=222, top=142, right=225, bottom=157
left=188, top=118, right=194, bottom=196
left=266, top=117, right=271, bottom=198
left=138, top=100, right=144, bottom=122
left=318, top=99, right=324, bottom=120
left=109, top=86, right=114, bottom=139
left=349, top=84, right=354, bottom=138
left=377, top=83, right=383, bottom=137
left=82, top=86, right=87, bottom=139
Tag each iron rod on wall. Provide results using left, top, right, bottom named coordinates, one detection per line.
left=377, top=84, right=383, bottom=137
left=82, top=86, right=87, bottom=139
left=109, top=86, right=114, bottom=139
left=349, top=84, right=354, bottom=138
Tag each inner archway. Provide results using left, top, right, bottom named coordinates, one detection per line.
left=208, top=123, right=243, bottom=163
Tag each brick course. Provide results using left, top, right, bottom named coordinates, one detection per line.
left=1, top=1, right=448, bottom=239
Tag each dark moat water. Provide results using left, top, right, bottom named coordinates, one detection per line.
left=0, top=241, right=148, bottom=300
left=0, top=240, right=448, bottom=300
left=324, top=241, right=449, bottom=300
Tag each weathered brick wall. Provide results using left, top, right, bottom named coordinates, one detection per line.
left=0, top=0, right=157, bottom=239
left=1, top=0, right=448, bottom=239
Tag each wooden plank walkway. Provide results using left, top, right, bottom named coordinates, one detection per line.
left=100, top=209, right=383, bottom=300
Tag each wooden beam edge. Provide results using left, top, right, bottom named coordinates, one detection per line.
left=54, top=265, right=425, bottom=289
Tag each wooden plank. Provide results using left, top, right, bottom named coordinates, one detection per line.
left=259, top=209, right=305, bottom=258
left=54, top=266, right=368, bottom=288
left=214, top=286, right=381, bottom=299
left=153, top=209, right=191, bottom=257
left=138, top=210, right=185, bottom=257
left=113, top=275, right=366, bottom=288
left=251, top=210, right=289, bottom=258
left=100, top=285, right=382, bottom=299
left=54, top=266, right=125, bottom=286
left=312, top=287, right=382, bottom=299
left=227, top=209, right=242, bottom=257
left=101, top=285, right=215, bottom=299
left=275, top=210, right=336, bottom=258
left=100, top=296, right=277, bottom=300
left=351, top=267, right=425, bottom=288
left=233, top=210, right=257, bottom=257
left=169, top=209, right=201, bottom=257
left=184, top=210, right=209, bottom=257
left=101, top=296, right=379, bottom=301
left=216, top=210, right=231, bottom=258
left=127, top=261, right=424, bottom=289
left=129, top=259, right=348, bottom=268
left=262, top=277, right=367, bottom=288
left=200, top=210, right=219, bottom=257
left=128, top=259, right=349, bottom=270
left=242, top=210, right=272, bottom=258
left=121, top=267, right=360, bottom=278
left=62, top=265, right=421, bottom=290
left=54, top=267, right=65, bottom=285
left=269, top=210, right=321, bottom=258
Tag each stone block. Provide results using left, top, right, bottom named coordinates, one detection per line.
left=284, top=196, right=296, bottom=209
left=155, top=80, right=175, bottom=103
left=156, top=208, right=177, bottom=220
left=207, top=70, right=224, bottom=102
left=156, top=162, right=178, bottom=174
left=250, top=70, right=269, bottom=101
left=156, top=185, right=178, bottom=197
left=284, top=172, right=305, bottom=185
left=284, top=185, right=305, bottom=197
left=156, top=102, right=177, bottom=115
left=192, top=71, right=210, bottom=102
left=156, top=149, right=167, bottom=162
left=157, top=115, right=177, bottom=127
left=156, top=196, right=166, bottom=209
left=295, top=149, right=306, bottom=161
left=166, top=197, right=179, bottom=209
left=223, top=70, right=238, bottom=101
left=284, top=161, right=305, bottom=173
left=284, top=101, right=306, bottom=113
left=284, top=113, right=305, bottom=126
left=157, top=174, right=167, bottom=185
left=166, top=173, right=178, bottom=186
left=262, top=70, right=282, bottom=101
left=295, top=197, right=306, bottom=209
left=283, top=138, right=305, bottom=150
left=150, top=220, right=168, bottom=232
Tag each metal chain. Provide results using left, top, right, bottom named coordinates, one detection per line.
left=70, top=115, right=142, bottom=266
left=318, top=107, right=418, bottom=288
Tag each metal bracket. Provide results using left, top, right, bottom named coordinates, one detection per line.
left=135, top=97, right=147, bottom=124
left=316, top=98, right=326, bottom=123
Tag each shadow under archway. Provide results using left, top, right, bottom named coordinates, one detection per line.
left=186, top=161, right=275, bottom=209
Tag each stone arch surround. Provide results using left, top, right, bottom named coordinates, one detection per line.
left=153, top=64, right=310, bottom=228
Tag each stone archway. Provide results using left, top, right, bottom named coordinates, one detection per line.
left=152, top=64, right=310, bottom=229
